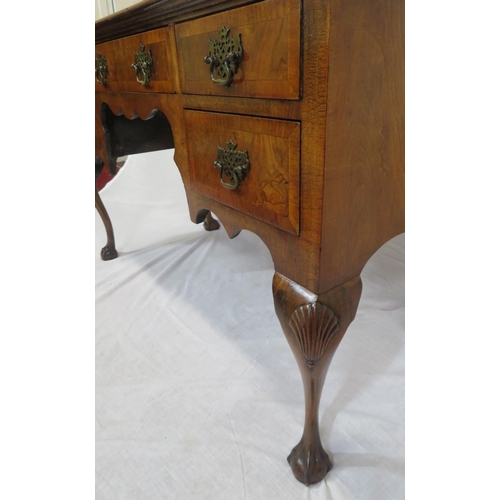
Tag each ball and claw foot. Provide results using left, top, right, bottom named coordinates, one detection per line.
left=203, top=212, right=220, bottom=231
left=100, top=245, right=118, bottom=261
left=287, top=438, right=333, bottom=486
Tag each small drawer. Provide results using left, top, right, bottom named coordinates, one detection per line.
left=95, top=27, right=177, bottom=93
left=185, top=110, right=300, bottom=235
left=176, top=0, right=301, bottom=100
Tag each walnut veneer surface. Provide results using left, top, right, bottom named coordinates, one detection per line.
left=95, top=0, right=404, bottom=486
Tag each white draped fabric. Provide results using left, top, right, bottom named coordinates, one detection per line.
left=96, top=150, right=405, bottom=499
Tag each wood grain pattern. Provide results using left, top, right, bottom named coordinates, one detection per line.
left=318, top=0, right=405, bottom=291
left=184, top=109, right=300, bottom=234
left=96, top=0, right=404, bottom=292
left=286, top=0, right=332, bottom=257
left=178, top=0, right=334, bottom=288
left=95, top=0, right=338, bottom=291
left=175, top=0, right=301, bottom=99
left=95, top=26, right=178, bottom=93
left=95, top=0, right=404, bottom=292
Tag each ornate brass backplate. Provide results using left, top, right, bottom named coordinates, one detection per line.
left=132, top=43, right=154, bottom=86
left=214, top=140, right=250, bottom=190
left=95, top=52, right=108, bottom=85
left=204, top=26, right=243, bottom=87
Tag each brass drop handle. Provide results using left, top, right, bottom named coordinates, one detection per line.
left=213, top=140, right=250, bottom=190
left=204, top=26, right=243, bottom=87
left=95, top=52, right=108, bottom=86
left=131, top=43, right=153, bottom=87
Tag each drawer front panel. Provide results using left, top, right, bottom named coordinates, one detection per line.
left=176, top=0, right=301, bottom=100
left=185, top=110, right=300, bottom=235
left=95, top=27, right=177, bottom=93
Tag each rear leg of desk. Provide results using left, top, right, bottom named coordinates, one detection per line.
left=272, top=273, right=362, bottom=485
left=195, top=209, right=221, bottom=232
left=95, top=157, right=118, bottom=261
left=203, top=211, right=221, bottom=231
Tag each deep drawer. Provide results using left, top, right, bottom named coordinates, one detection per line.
left=184, top=110, right=300, bottom=235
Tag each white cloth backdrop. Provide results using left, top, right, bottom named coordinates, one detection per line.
left=95, top=150, right=405, bottom=499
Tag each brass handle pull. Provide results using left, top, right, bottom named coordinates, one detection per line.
left=204, top=26, right=243, bottom=87
left=214, top=140, right=250, bottom=190
left=131, top=43, right=153, bottom=86
left=95, top=52, right=108, bottom=86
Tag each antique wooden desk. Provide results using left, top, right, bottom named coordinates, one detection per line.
left=95, top=0, right=404, bottom=486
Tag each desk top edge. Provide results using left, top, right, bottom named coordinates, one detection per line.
left=95, top=0, right=261, bottom=44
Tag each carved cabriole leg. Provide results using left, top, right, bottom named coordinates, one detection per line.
left=272, top=273, right=363, bottom=485
left=95, top=158, right=118, bottom=261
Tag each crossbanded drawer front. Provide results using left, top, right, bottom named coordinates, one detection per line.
left=185, top=110, right=300, bottom=235
left=176, top=0, right=301, bottom=100
left=95, top=27, right=177, bottom=93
